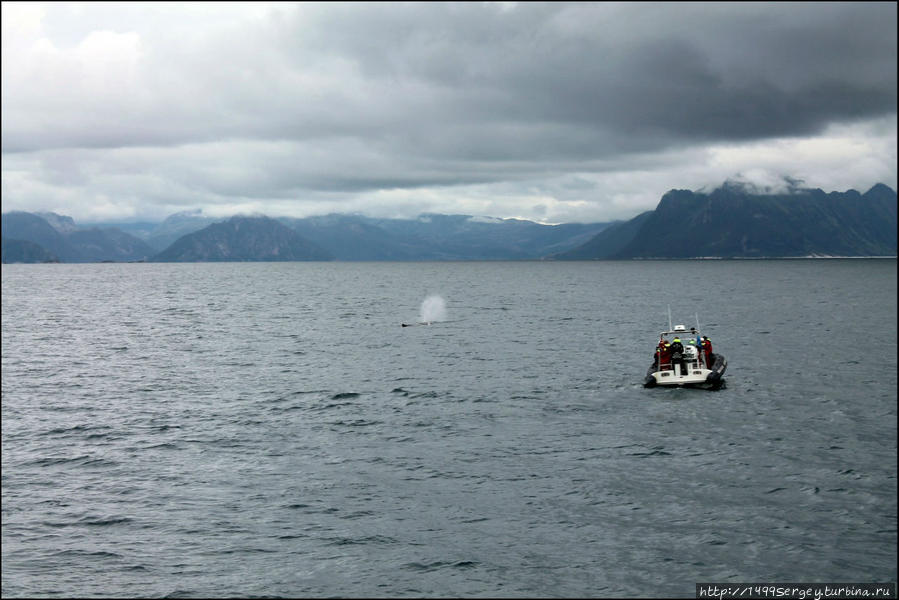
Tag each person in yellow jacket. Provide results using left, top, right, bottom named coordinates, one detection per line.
left=669, top=336, right=688, bottom=376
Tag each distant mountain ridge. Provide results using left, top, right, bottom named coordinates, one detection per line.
left=1, top=211, right=157, bottom=263
left=2, top=182, right=896, bottom=262
left=1, top=237, right=60, bottom=263
left=554, top=182, right=897, bottom=259
left=153, top=215, right=333, bottom=262
left=282, top=213, right=609, bottom=260
left=1, top=210, right=611, bottom=262
left=143, top=210, right=222, bottom=251
left=1, top=212, right=80, bottom=261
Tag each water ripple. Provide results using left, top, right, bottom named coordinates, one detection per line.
left=2, top=260, right=896, bottom=598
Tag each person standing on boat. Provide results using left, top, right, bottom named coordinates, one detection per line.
left=656, top=338, right=671, bottom=369
left=686, top=338, right=699, bottom=371
left=669, top=336, right=688, bottom=376
left=701, top=336, right=713, bottom=368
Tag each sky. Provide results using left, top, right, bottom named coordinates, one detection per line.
left=1, top=2, right=896, bottom=224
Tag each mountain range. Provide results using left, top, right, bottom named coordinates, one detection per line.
left=552, top=182, right=896, bottom=259
left=1, top=211, right=158, bottom=263
left=2, top=182, right=895, bottom=263
left=153, top=216, right=334, bottom=262
left=1, top=210, right=611, bottom=263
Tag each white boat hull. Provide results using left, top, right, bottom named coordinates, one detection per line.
left=650, top=364, right=712, bottom=386
left=643, top=353, right=727, bottom=389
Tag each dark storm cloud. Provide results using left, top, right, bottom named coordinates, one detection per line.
left=276, top=2, right=897, bottom=152
left=7, top=3, right=895, bottom=154
left=1, top=2, right=896, bottom=222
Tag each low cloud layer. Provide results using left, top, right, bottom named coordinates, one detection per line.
left=2, top=2, right=896, bottom=223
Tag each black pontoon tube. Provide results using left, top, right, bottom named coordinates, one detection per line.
left=704, top=353, right=727, bottom=383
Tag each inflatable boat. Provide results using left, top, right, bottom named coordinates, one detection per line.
left=643, top=323, right=726, bottom=390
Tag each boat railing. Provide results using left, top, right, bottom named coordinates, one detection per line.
left=655, top=347, right=708, bottom=376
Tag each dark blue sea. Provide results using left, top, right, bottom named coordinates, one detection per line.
left=2, top=260, right=896, bottom=598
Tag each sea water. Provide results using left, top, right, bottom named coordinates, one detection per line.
left=2, top=259, right=896, bottom=598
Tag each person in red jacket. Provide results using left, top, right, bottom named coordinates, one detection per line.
left=656, top=337, right=671, bottom=370
left=701, top=336, right=714, bottom=368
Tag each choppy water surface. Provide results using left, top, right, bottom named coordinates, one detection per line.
left=2, top=260, right=896, bottom=598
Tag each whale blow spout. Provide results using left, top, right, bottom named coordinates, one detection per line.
left=420, top=295, right=447, bottom=324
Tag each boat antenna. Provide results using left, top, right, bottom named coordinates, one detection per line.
left=695, top=313, right=701, bottom=334
left=668, top=305, right=673, bottom=331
